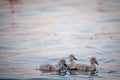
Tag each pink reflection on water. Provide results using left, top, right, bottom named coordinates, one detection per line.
left=5, top=0, right=22, bottom=13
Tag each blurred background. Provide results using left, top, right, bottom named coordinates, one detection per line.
left=0, top=0, right=120, bottom=80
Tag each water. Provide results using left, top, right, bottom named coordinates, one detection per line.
left=0, top=0, right=120, bottom=80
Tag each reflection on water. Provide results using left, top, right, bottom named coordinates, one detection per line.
left=40, top=70, right=98, bottom=76
left=5, top=0, right=22, bottom=13
left=0, top=0, right=120, bottom=80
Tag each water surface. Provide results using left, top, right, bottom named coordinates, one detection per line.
left=0, top=0, right=120, bottom=80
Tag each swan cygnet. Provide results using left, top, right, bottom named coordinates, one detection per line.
left=40, top=59, right=67, bottom=72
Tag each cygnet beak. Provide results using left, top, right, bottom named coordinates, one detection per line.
left=95, top=61, right=99, bottom=65
left=74, top=57, right=78, bottom=61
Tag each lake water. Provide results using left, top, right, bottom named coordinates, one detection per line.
left=0, top=0, right=120, bottom=80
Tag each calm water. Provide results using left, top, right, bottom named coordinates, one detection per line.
left=0, top=0, right=120, bottom=80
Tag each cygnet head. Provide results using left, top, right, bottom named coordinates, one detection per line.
left=69, top=54, right=77, bottom=61
left=90, top=57, right=99, bottom=65
left=59, top=59, right=67, bottom=67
